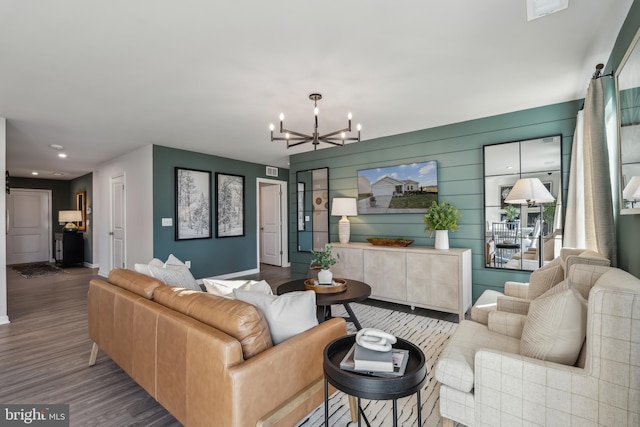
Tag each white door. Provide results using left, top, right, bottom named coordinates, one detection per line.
left=6, top=189, right=51, bottom=265
left=110, top=175, right=125, bottom=269
left=260, top=184, right=281, bottom=266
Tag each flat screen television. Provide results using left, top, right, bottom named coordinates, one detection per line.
left=357, top=160, right=438, bottom=214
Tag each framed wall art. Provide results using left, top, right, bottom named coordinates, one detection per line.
left=356, top=160, right=438, bottom=214
left=216, top=172, right=245, bottom=238
left=175, top=167, right=212, bottom=240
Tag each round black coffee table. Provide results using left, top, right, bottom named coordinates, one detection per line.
left=323, top=335, right=427, bottom=427
left=276, top=278, right=371, bottom=330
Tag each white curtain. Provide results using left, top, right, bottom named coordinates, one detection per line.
left=564, top=78, right=617, bottom=264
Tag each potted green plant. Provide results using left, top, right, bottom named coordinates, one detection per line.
left=310, top=243, right=340, bottom=284
left=423, top=201, right=461, bottom=249
left=504, top=205, right=519, bottom=229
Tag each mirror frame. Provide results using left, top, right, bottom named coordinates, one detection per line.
left=616, top=26, right=640, bottom=215
left=296, top=167, right=329, bottom=252
left=483, top=135, right=563, bottom=271
left=76, top=191, right=86, bottom=231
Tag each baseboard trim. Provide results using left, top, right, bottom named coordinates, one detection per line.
left=83, top=262, right=99, bottom=268
left=0, top=315, right=10, bottom=325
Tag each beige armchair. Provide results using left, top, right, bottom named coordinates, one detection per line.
left=436, top=264, right=640, bottom=427
left=471, top=248, right=610, bottom=324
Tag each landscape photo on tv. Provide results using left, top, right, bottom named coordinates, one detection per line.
left=357, top=160, right=438, bottom=214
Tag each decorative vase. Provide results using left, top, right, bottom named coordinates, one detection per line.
left=317, top=268, right=333, bottom=285
left=435, top=230, right=449, bottom=250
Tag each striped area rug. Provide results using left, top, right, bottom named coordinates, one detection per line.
left=297, top=303, right=458, bottom=427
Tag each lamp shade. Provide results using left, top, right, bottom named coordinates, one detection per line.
left=504, top=178, right=555, bottom=204
left=59, top=210, right=82, bottom=223
left=331, top=198, right=358, bottom=216
left=623, top=176, right=640, bottom=200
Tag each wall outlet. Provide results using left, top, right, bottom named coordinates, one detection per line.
left=185, top=261, right=191, bottom=268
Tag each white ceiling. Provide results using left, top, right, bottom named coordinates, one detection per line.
left=0, top=1, right=634, bottom=179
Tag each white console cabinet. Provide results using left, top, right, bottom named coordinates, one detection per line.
left=331, top=242, right=471, bottom=321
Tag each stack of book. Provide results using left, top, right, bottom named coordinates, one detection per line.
left=340, top=343, right=409, bottom=377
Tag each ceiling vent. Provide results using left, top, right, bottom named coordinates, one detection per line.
left=526, top=0, right=569, bottom=21
left=266, top=166, right=279, bottom=177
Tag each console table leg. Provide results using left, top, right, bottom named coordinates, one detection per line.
left=348, top=395, right=358, bottom=423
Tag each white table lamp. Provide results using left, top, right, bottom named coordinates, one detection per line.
left=623, top=176, right=640, bottom=207
left=331, top=198, right=358, bottom=243
left=59, top=210, right=83, bottom=232
left=505, top=178, right=555, bottom=267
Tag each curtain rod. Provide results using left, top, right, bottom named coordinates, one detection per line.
left=592, top=63, right=614, bottom=80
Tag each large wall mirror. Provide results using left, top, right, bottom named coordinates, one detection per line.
left=617, top=27, right=640, bottom=214
left=296, top=167, right=329, bottom=252
left=484, top=136, right=563, bottom=271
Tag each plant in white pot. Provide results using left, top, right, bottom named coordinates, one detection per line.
left=423, top=200, right=461, bottom=250
left=310, top=243, right=339, bottom=284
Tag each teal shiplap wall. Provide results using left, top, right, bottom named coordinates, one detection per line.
left=289, top=101, right=580, bottom=301
left=606, top=0, right=640, bottom=277
left=152, top=145, right=288, bottom=279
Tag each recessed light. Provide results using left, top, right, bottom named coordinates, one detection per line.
left=49, top=144, right=64, bottom=150
left=52, top=172, right=65, bottom=176
left=58, top=153, right=67, bottom=158
left=506, top=166, right=513, bottom=169
left=31, top=171, right=39, bottom=176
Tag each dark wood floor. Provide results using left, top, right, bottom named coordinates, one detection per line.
left=0, top=263, right=457, bottom=426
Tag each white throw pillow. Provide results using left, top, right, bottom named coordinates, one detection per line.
left=234, top=289, right=318, bottom=344
left=146, top=254, right=200, bottom=291
left=520, top=281, right=587, bottom=365
left=203, top=279, right=272, bottom=298
left=134, top=258, right=164, bottom=276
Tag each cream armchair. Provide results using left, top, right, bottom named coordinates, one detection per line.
left=436, top=264, right=640, bottom=427
left=471, top=248, right=610, bottom=324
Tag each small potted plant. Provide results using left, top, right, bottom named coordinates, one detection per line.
left=504, top=205, right=519, bottom=229
left=310, top=243, right=340, bottom=284
left=423, top=200, right=461, bottom=250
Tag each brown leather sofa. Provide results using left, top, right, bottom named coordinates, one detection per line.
left=88, top=269, right=347, bottom=427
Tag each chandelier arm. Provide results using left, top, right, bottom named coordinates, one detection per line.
left=273, top=136, right=310, bottom=142
left=280, top=128, right=313, bottom=139
left=287, top=139, right=314, bottom=148
left=317, top=139, right=345, bottom=147
left=318, top=127, right=353, bottom=139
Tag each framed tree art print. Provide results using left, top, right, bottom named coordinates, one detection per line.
left=175, top=167, right=212, bottom=240
left=216, top=172, right=245, bottom=238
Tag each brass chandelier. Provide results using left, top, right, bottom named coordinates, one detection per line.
left=270, top=93, right=361, bottom=150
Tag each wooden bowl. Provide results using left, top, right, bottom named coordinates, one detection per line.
left=304, top=278, right=347, bottom=293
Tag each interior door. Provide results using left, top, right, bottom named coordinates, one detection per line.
left=110, top=175, right=125, bottom=269
left=6, top=189, right=51, bottom=264
left=260, top=184, right=281, bottom=266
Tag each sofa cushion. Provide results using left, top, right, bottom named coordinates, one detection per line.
left=234, top=289, right=319, bottom=345
left=134, top=258, right=164, bottom=276
left=108, top=268, right=165, bottom=299
left=520, top=281, right=587, bottom=365
left=435, top=320, right=520, bottom=393
left=145, top=255, right=201, bottom=291
left=203, top=279, right=272, bottom=298
left=153, top=286, right=272, bottom=358
left=527, top=257, right=564, bottom=300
